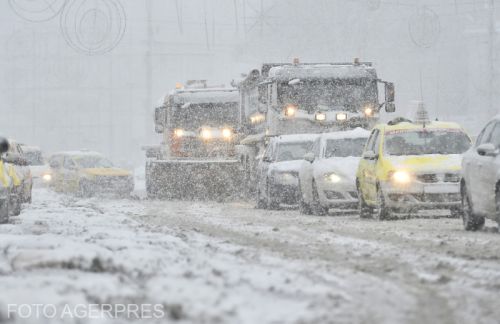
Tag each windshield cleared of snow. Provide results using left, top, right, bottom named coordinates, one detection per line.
left=325, top=138, right=367, bottom=158
left=276, top=141, right=313, bottom=162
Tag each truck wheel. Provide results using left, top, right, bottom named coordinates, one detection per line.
left=358, top=185, right=373, bottom=219
left=311, top=181, right=328, bottom=216
left=375, top=187, right=391, bottom=221
left=0, top=199, right=9, bottom=224
left=256, top=188, right=267, bottom=209
left=461, top=184, right=484, bottom=231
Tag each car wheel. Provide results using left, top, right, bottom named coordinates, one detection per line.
left=79, top=180, right=93, bottom=198
left=0, top=199, right=9, bottom=224
left=375, top=187, right=391, bottom=221
left=256, top=187, right=268, bottom=209
left=298, top=181, right=312, bottom=215
left=358, top=184, right=373, bottom=219
left=461, top=184, right=484, bottom=231
left=311, top=181, right=328, bottom=216
left=9, top=196, right=21, bottom=216
left=267, top=182, right=280, bottom=210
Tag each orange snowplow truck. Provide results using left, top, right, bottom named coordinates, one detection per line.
left=146, top=81, right=243, bottom=200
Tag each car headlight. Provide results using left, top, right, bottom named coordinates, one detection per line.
left=283, top=104, right=298, bottom=117
left=324, top=173, right=341, bottom=183
left=315, top=111, right=326, bottom=121
left=42, top=174, right=52, bottom=182
left=174, top=128, right=185, bottom=138
left=222, top=128, right=232, bottom=139
left=389, top=170, right=412, bottom=184
left=363, top=105, right=374, bottom=117
left=200, top=129, right=212, bottom=140
left=336, top=113, right=347, bottom=121
left=274, top=172, right=298, bottom=185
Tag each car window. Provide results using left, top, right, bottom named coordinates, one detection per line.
left=367, top=129, right=380, bottom=152
left=325, top=137, right=367, bottom=158
left=490, top=122, right=500, bottom=148
left=476, top=121, right=495, bottom=147
left=275, top=141, right=314, bottom=162
left=312, top=137, right=321, bottom=157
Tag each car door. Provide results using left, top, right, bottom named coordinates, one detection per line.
left=477, top=121, right=500, bottom=214
left=468, top=122, right=496, bottom=212
left=257, top=141, right=275, bottom=195
left=62, top=157, right=80, bottom=192
left=360, top=129, right=381, bottom=204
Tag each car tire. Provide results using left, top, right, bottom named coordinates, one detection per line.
left=79, top=180, right=93, bottom=198
left=0, top=199, right=9, bottom=224
left=461, top=184, right=484, bottom=231
left=375, top=187, right=391, bottom=221
left=311, top=181, right=328, bottom=216
left=9, top=196, right=21, bottom=216
left=358, top=185, right=373, bottom=219
left=266, top=182, right=280, bottom=210
left=298, top=182, right=312, bottom=215
left=256, top=187, right=268, bottom=209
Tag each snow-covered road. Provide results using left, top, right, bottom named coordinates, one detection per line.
left=1, top=189, right=500, bottom=324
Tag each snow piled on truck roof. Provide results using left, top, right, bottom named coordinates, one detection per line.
left=268, top=64, right=376, bottom=81
left=169, top=88, right=239, bottom=105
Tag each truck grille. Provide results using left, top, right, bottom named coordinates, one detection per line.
left=417, top=174, right=438, bottom=183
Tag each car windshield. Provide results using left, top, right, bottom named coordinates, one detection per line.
left=324, top=138, right=367, bottom=158
left=172, top=102, right=239, bottom=130
left=276, top=141, right=314, bottom=162
left=23, top=151, right=44, bottom=166
left=384, top=129, right=471, bottom=156
left=74, top=156, right=113, bottom=168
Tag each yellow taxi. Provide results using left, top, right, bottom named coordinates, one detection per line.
left=47, top=151, right=134, bottom=197
left=356, top=116, right=472, bottom=220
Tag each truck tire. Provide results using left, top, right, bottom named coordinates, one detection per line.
left=0, top=199, right=9, bottom=224
left=266, top=183, right=280, bottom=210
left=256, top=187, right=267, bottom=209
left=461, top=184, right=484, bottom=231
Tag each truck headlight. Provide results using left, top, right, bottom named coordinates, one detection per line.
left=174, top=128, right=185, bottom=138
left=324, top=173, right=341, bottom=183
left=390, top=170, right=412, bottom=184
left=200, top=129, right=212, bottom=140
left=275, top=172, right=298, bottom=185
left=363, top=106, right=374, bottom=117
left=284, top=104, right=298, bottom=117
left=315, top=112, right=326, bottom=121
left=222, top=128, right=232, bottom=139
left=42, top=174, right=52, bottom=182
left=336, top=113, right=347, bottom=121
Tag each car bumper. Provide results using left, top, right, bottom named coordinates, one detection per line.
left=319, top=182, right=358, bottom=209
left=381, top=181, right=461, bottom=210
left=92, top=178, right=135, bottom=194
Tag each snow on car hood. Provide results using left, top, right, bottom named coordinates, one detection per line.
left=386, top=154, right=462, bottom=173
left=83, top=168, right=132, bottom=177
left=269, top=160, right=304, bottom=174
left=314, top=157, right=361, bottom=182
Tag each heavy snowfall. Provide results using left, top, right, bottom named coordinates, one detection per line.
left=1, top=1, right=500, bottom=323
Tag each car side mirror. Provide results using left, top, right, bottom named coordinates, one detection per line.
left=477, top=143, right=498, bottom=157
left=303, top=152, right=315, bottom=163
left=363, top=150, right=378, bottom=160
left=49, top=160, right=61, bottom=169
left=4, top=153, right=27, bottom=166
left=262, top=156, right=272, bottom=163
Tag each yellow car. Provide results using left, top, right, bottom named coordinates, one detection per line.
left=356, top=118, right=471, bottom=220
left=47, top=151, right=134, bottom=197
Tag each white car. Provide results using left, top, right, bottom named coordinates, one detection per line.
left=461, top=115, right=500, bottom=230
left=256, top=134, right=318, bottom=209
left=299, top=128, right=370, bottom=215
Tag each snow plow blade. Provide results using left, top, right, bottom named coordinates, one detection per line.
left=146, top=159, right=243, bottom=200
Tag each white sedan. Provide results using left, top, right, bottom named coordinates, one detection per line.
left=298, top=128, right=370, bottom=215
left=461, top=115, right=500, bottom=230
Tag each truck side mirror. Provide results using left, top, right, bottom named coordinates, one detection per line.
left=0, top=138, right=9, bottom=154
left=154, top=106, right=166, bottom=133
left=385, top=102, right=396, bottom=113
left=385, top=82, right=395, bottom=103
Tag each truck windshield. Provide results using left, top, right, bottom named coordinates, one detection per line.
left=75, top=156, right=113, bottom=168
left=278, top=79, right=377, bottom=113
left=325, top=138, right=367, bottom=158
left=384, top=129, right=471, bottom=156
left=172, top=102, right=239, bottom=130
left=276, top=141, right=314, bottom=162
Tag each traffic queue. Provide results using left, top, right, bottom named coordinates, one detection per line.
left=255, top=104, right=499, bottom=231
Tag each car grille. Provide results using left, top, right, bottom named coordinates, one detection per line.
left=95, top=176, right=131, bottom=189
left=444, top=173, right=460, bottom=183
left=417, top=174, right=438, bottom=183
left=416, top=173, right=460, bottom=183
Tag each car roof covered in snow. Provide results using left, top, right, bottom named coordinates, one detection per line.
left=51, top=151, right=104, bottom=157
left=381, top=121, right=465, bottom=132
left=274, top=133, right=319, bottom=143
left=168, top=88, right=239, bottom=105
left=267, top=64, right=377, bottom=82
left=321, top=128, right=370, bottom=141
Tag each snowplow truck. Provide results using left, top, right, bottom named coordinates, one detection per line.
left=146, top=81, right=243, bottom=200
left=236, top=59, right=396, bottom=194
